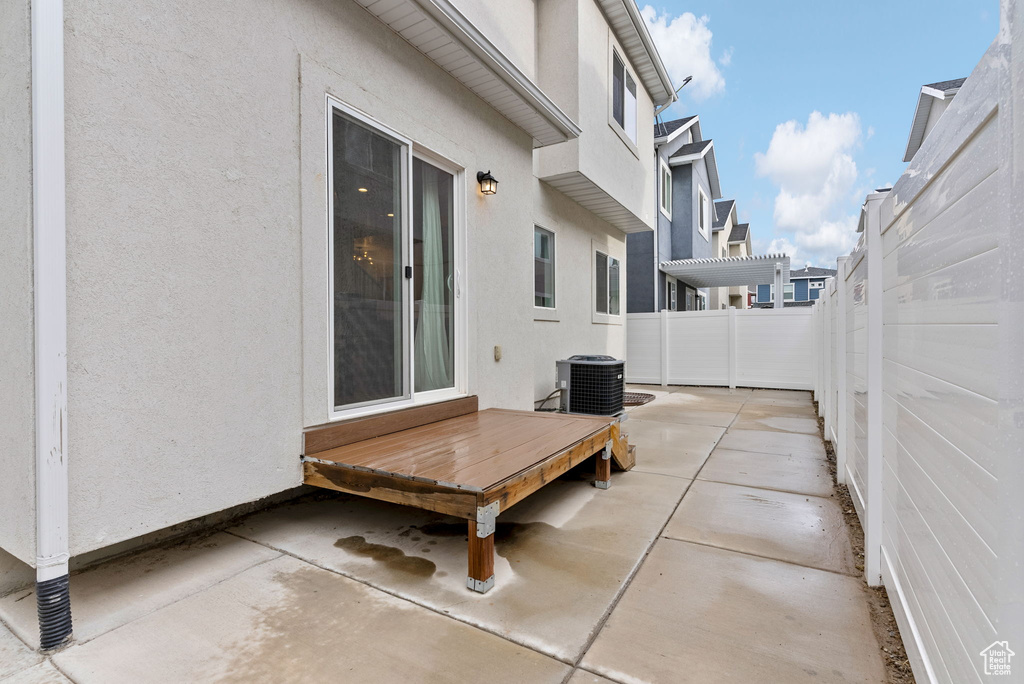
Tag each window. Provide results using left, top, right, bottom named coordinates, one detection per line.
left=698, top=189, right=709, bottom=240
left=659, top=161, right=672, bottom=217
left=596, top=251, right=620, bottom=316
left=667, top=279, right=677, bottom=311
left=611, top=51, right=637, bottom=145
left=809, top=280, right=824, bottom=289
left=684, top=287, right=695, bottom=311
left=697, top=292, right=707, bottom=310
left=328, top=99, right=460, bottom=414
left=768, top=284, right=795, bottom=302
left=534, top=227, right=555, bottom=308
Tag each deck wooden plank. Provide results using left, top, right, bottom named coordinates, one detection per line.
left=303, top=396, right=478, bottom=455
left=303, top=461, right=479, bottom=519
left=480, top=429, right=611, bottom=509
left=441, top=419, right=611, bottom=489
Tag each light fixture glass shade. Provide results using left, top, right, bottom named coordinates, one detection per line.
left=476, top=170, right=498, bottom=195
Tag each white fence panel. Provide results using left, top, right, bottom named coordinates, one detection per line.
left=815, top=26, right=1024, bottom=684
left=734, top=309, right=815, bottom=390
left=665, top=311, right=729, bottom=385
left=624, top=313, right=661, bottom=384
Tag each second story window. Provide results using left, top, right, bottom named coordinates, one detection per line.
left=659, top=161, right=672, bottom=217
left=534, top=227, right=555, bottom=308
left=612, top=51, right=637, bottom=145
left=698, top=189, right=709, bottom=240
left=596, top=251, right=621, bottom=316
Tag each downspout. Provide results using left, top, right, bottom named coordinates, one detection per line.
left=32, top=0, right=72, bottom=650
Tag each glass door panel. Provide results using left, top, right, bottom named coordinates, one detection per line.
left=412, top=158, right=455, bottom=393
left=331, top=109, right=406, bottom=409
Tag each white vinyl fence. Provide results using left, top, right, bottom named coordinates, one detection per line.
left=625, top=307, right=815, bottom=390
left=813, top=32, right=1023, bottom=684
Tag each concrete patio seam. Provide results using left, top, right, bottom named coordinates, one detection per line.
left=563, top=391, right=752, bottom=684
left=658, top=535, right=860, bottom=578
left=693, top=475, right=832, bottom=497
left=221, top=530, right=575, bottom=667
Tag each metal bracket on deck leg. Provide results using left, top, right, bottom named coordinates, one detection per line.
left=593, top=480, right=610, bottom=490
left=602, top=440, right=613, bottom=460
left=466, top=575, right=495, bottom=593
left=475, top=501, right=500, bottom=538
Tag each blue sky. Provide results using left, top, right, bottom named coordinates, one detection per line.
left=641, top=1, right=999, bottom=267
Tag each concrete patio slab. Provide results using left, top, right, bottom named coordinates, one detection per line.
left=53, top=555, right=569, bottom=684
left=631, top=446, right=709, bottom=480
left=626, top=405, right=739, bottom=428
left=1, top=661, right=73, bottom=684
left=625, top=421, right=723, bottom=479
left=581, top=540, right=886, bottom=684
left=697, top=447, right=834, bottom=497
left=743, top=390, right=816, bottom=408
left=731, top=408, right=821, bottom=435
left=625, top=419, right=727, bottom=452
left=716, top=428, right=826, bottom=459
left=0, top=533, right=280, bottom=648
left=0, top=620, right=41, bottom=679
left=229, top=469, right=688, bottom=662
left=662, top=480, right=855, bottom=574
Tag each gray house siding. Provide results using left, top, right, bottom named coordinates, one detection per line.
left=795, top=279, right=809, bottom=301
left=626, top=231, right=655, bottom=312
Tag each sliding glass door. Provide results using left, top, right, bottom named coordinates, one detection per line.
left=329, top=99, right=460, bottom=415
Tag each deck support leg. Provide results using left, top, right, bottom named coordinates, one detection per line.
left=467, top=520, right=495, bottom=593
left=594, top=440, right=612, bottom=489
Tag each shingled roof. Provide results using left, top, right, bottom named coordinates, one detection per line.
left=654, top=115, right=697, bottom=139
left=789, top=266, right=837, bottom=279
left=728, top=223, right=749, bottom=243
left=713, top=199, right=735, bottom=229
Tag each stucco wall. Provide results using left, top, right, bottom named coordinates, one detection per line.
left=452, top=0, right=537, bottom=80
left=63, top=0, right=537, bottom=556
left=534, top=0, right=656, bottom=229
left=0, top=0, right=37, bottom=568
left=531, top=183, right=626, bottom=399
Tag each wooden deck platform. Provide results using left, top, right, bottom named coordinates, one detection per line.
left=302, top=400, right=633, bottom=593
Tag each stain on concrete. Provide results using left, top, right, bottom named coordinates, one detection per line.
left=334, top=536, right=435, bottom=578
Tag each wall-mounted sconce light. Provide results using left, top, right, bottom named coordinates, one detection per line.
left=476, top=170, right=498, bottom=195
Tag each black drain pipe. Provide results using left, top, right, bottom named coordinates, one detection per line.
left=37, top=576, right=72, bottom=650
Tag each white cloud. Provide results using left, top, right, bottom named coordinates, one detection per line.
left=641, top=7, right=725, bottom=101
left=719, top=47, right=733, bottom=67
left=755, top=111, right=863, bottom=266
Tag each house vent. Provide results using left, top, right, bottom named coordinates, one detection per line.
left=555, top=355, right=624, bottom=416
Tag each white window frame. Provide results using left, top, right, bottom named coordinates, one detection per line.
left=809, top=280, right=824, bottom=289
left=767, top=283, right=796, bottom=303
left=659, top=160, right=672, bottom=219
left=608, top=46, right=639, bottom=155
left=666, top=277, right=678, bottom=311
left=534, top=225, right=558, bottom=321
left=326, top=96, right=467, bottom=421
left=698, top=188, right=709, bottom=241
left=593, top=243, right=622, bottom=324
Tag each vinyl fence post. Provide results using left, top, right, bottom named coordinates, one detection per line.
left=836, top=257, right=849, bottom=484
left=727, top=307, right=737, bottom=389
left=865, top=196, right=884, bottom=587
left=660, top=309, right=669, bottom=387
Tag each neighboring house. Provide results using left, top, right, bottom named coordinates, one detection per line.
left=903, top=78, right=967, bottom=162
left=0, top=0, right=675, bottom=635
left=626, top=115, right=722, bottom=311
left=708, top=198, right=734, bottom=309
left=756, top=266, right=837, bottom=306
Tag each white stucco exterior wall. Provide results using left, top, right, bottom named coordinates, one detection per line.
left=60, top=0, right=540, bottom=556
left=0, top=0, right=38, bottom=569
left=530, top=182, right=626, bottom=401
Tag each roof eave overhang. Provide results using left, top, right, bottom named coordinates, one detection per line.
left=541, top=171, right=653, bottom=234
left=655, top=116, right=699, bottom=145
left=355, top=0, right=581, bottom=148
left=595, top=0, right=676, bottom=106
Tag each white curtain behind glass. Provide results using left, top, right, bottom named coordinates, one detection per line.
left=414, top=168, right=452, bottom=391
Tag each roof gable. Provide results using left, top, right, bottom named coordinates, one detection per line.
left=903, top=77, right=967, bottom=162
left=728, top=223, right=748, bottom=243
left=668, top=139, right=721, bottom=199
left=713, top=199, right=735, bottom=229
